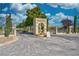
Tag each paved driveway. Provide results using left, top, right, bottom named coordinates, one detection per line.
left=0, top=33, right=79, bottom=56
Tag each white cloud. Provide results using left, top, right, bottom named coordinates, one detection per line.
left=11, top=13, right=27, bottom=24
left=0, top=14, right=6, bottom=17
left=45, top=13, right=51, bottom=17
left=50, top=12, right=67, bottom=22
left=11, top=14, right=20, bottom=24
left=0, top=3, right=37, bottom=26
left=11, top=3, right=37, bottom=23
left=48, top=3, right=79, bottom=9
left=2, top=7, right=8, bottom=12
left=11, top=3, right=37, bottom=13
left=0, top=14, right=6, bottom=26
left=11, top=3, right=23, bottom=11
left=23, top=4, right=37, bottom=10
left=10, top=3, right=37, bottom=25
left=59, top=3, right=79, bottom=9
left=56, top=12, right=67, bottom=18
left=48, top=12, right=73, bottom=26
left=47, top=4, right=58, bottom=8
left=48, top=3, right=79, bottom=14
left=0, top=13, right=27, bottom=25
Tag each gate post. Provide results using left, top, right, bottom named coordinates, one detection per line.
left=12, top=24, right=16, bottom=38
left=55, top=26, right=58, bottom=34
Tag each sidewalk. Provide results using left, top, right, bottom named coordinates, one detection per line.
left=0, top=35, right=16, bottom=46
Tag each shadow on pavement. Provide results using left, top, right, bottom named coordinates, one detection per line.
left=17, top=31, right=34, bottom=35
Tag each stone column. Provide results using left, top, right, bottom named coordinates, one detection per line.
left=12, top=24, right=16, bottom=39
left=69, top=26, right=73, bottom=34
left=14, top=28, right=16, bottom=37
left=55, top=27, right=58, bottom=34
left=70, top=26, right=71, bottom=34
left=13, top=24, right=16, bottom=37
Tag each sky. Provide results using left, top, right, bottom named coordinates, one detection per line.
left=0, top=3, right=79, bottom=27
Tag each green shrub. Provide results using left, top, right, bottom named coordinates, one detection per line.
left=74, top=16, right=77, bottom=33
left=5, top=14, right=12, bottom=37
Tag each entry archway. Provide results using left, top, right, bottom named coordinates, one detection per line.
left=38, top=23, right=44, bottom=35
left=33, top=18, right=47, bottom=36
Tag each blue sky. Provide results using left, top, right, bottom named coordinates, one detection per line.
left=0, top=3, right=79, bottom=27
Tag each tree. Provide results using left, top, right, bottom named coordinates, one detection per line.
left=17, top=20, right=25, bottom=28
left=61, top=18, right=72, bottom=33
left=75, top=7, right=79, bottom=32
left=5, top=14, right=12, bottom=37
left=26, top=6, right=47, bottom=26
left=47, top=19, right=48, bottom=31
left=0, top=26, right=2, bottom=29
left=74, top=16, right=77, bottom=33
left=17, top=6, right=47, bottom=28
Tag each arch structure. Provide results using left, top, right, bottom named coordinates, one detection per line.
left=33, top=18, right=47, bottom=36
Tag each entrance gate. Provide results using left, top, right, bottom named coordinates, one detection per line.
left=33, top=18, right=47, bottom=36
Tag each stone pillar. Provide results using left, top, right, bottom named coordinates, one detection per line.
left=12, top=24, right=16, bottom=39
left=14, top=28, right=16, bottom=37
left=13, top=24, right=16, bottom=37
left=70, top=26, right=71, bottom=34
left=69, top=26, right=73, bottom=34
left=55, top=27, right=58, bottom=34
left=2, top=27, right=5, bottom=34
